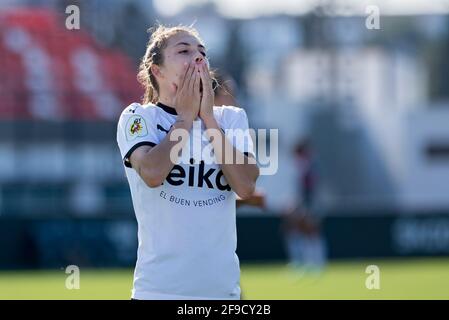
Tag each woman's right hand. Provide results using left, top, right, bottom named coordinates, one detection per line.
left=171, top=61, right=201, bottom=121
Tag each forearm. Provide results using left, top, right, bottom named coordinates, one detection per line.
left=140, top=117, right=193, bottom=185
left=203, top=116, right=259, bottom=199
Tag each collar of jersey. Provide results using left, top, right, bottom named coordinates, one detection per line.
left=156, top=102, right=177, bottom=115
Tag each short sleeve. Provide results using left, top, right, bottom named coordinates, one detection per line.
left=225, top=107, right=256, bottom=158
left=116, top=103, right=159, bottom=168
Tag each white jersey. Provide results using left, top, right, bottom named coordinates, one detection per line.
left=116, top=102, right=255, bottom=300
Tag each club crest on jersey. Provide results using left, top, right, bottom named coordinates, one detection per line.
left=126, top=115, right=148, bottom=141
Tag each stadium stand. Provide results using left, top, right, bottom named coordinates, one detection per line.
left=0, top=8, right=141, bottom=120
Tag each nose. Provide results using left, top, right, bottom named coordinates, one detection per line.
left=194, top=53, right=204, bottom=65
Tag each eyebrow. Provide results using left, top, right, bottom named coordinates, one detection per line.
left=175, top=42, right=205, bottom=50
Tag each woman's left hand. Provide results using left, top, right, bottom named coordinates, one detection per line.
left=198, top=61, right=215, bottom=122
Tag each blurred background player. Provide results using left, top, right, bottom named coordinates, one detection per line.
left=282, top=138, right=327, bottom=273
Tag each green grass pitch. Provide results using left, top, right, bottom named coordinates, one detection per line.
left=1, top=258, right=448, bottom=299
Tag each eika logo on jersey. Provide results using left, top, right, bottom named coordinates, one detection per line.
left=125, top=115, right=148, bottom=141
left=162, top=158, right=231, bottom=191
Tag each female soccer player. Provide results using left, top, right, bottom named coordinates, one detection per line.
left=116, top=25, right=259, bottom=300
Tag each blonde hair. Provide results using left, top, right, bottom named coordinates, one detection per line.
left=138, top=24, right=209, bottom=104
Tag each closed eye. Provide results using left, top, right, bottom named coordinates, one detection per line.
left=179, top=50, right=207, bottom=57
